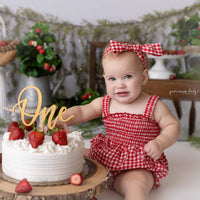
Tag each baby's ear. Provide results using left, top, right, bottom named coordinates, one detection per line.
left=142, top=69, right=149, bottom=85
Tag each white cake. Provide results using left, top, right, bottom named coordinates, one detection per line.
left=2, top=131, right=85, bottom=183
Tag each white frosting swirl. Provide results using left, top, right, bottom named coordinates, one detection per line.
left=3, top=131, right=84, bottom=154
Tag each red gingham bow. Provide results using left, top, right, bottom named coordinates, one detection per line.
left=104, top=40, right=163, bottom=68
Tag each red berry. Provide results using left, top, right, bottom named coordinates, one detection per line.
left=86, top=92, right=91, bottom=97
left=170, top=75, right=176, bottom=80
left=8, top=121, right=19, bottom=132
left=180, top=40, right=185, bottom=45
left=177, top=50, right=185, bottom=55
left=162, top=50, right=169, bottom=55
left=29, top=131, right=44, bottom=148
left=15, top=178, right=32, bottom=193
left=0, top=40, right=8, bottom=46
left=29, top=40, right=33, bottom=46
left=36, top=28, right=41, bottom=34
left=9, top=127, right=25, bottom=141
left=70, top=173, right=83, bottom=185
left=24, top=118, right=37, bottom=131
left=43, top=63, right=50, bottom=70
left=49, top=67, right=54, bottom=73
left=52, top=130, right=68, bottom=145
left=198, top=26, right=200, bottom=31
left=39, top=49, right=45, bottom=54
left=36, top=45, right=43, bottom=50
left=81, top=95, right=87, bottom=100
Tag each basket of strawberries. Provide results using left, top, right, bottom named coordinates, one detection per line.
left=0, top=39, right=21, bottom=66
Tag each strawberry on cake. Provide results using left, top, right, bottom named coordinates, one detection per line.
left=2, top=120, right=85, bottom=183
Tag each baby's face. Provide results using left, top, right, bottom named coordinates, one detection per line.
left=102, top=52, right=148, bottom=104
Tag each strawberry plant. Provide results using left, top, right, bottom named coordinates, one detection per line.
left=16, top=21, right=62, bottom=77
left=171, top=13, right=200, bottom=46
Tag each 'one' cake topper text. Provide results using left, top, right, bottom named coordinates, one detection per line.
left=12, top=86, right=74, bottom=132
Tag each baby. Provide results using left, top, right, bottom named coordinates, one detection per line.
left=55, top=40, right=180, bottom=200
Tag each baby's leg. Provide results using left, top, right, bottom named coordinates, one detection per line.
left=113, top=169, right=154, bottom=200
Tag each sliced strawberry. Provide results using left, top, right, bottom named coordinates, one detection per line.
left=70, top=173, right=83, bottom=185
left=15, top=178, right=32, bottom=193
left=7, top=121, right=19, bottom=132
left=9, top=127, right=25, bottom=141
left=52, top=130, right=67, bottom=145
left=29, top=131, right=44, bottom=148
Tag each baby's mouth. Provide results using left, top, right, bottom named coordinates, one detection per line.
left=115, top=91, right=129, bottom=97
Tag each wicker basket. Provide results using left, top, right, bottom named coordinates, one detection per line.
left=0, top=49, right=17, bottom=66
left=0, top=39, right=21, bottom=66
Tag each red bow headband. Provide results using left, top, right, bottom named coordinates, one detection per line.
left=103, top=40, right=163, bottom=68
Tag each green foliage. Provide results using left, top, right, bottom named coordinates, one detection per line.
left=16, top=21, right=62, bottom=77
left=0, top=118, right=8, bottom=134
left=171, top=13, right=200, bottom=46
left=63, top=88, right=100, bottom=108
left=173, top=65, right=200, bottom=80
left=188, top=136, right=200, bottom=149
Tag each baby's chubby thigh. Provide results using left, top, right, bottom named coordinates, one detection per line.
left=113, top=169, right=154, bottom=200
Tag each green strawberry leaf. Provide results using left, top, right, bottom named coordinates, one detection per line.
left=43, top=34, right=56, bottom=43
left=45, top=47, right=55, bottom=60
left=37, top=54, right=44, bottom=63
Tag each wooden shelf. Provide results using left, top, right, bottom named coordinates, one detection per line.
left=144, top=79, right=200, bottom=100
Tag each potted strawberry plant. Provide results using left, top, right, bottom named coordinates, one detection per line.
left=16, top=21, right=62, bottom=108
left=17, top=21, right=62, bottom=77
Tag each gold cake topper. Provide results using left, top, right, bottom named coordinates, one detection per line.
left=12, top=86, right=74, bottom=132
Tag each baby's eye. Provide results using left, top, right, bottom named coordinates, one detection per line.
left=108, top=77, right=116, bottom=81
left=125, top=75, right=132, bottom=79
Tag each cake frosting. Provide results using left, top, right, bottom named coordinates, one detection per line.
left=2, top=131, right=85, bottom=182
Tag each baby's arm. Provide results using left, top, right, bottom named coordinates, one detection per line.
left=55, top=97, right=103, bottom=133
left=144, top=100, right=180, bottom=160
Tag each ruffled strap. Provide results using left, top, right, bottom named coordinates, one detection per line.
left=144, top=95, right=159, bottom=118
left=102, top=94, right=110, bottom=118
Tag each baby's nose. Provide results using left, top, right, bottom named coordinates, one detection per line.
left=117, top=80, right=126, bottom=88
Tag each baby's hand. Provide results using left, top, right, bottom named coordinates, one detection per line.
left=144, top=139, right=164, bottom=160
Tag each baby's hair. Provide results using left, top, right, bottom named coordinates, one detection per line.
left=102, top=40, right=149, bottom=69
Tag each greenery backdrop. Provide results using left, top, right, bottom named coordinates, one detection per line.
left=0, top=2, right=200, bottom=99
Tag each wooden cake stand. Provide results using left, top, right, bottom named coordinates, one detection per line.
left=0, top=156, right=111, bottom=200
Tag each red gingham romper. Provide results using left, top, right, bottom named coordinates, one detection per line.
left=90, top=94, right=169, bottom=188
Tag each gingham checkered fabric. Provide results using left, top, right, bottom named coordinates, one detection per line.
left=90, top=94, right=168, bottom=188
left=103, top=40, right=163, bottom=68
